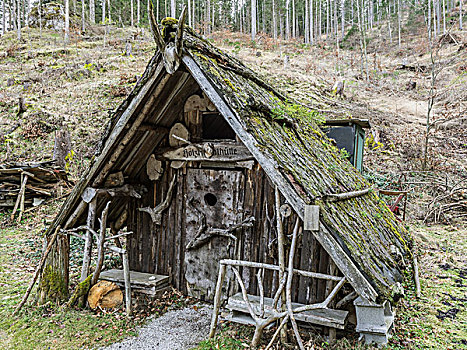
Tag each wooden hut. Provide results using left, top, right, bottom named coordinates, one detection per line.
left=39, top=17, right=412, bottom=345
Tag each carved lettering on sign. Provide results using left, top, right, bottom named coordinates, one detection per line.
left=162, top=142, right=253, bottom=162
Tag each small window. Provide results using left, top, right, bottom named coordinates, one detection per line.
left=202, top=112, right=236, bottom=140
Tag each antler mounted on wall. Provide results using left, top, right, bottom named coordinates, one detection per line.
left=149, top=2, right=187, bottom=74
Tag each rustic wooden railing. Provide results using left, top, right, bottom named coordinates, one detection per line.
left=209, top=218, right=347, bottom=349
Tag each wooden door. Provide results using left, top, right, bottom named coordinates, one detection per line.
left=184, top=168, right=244, bottom=301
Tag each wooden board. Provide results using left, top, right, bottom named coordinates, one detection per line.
left=162, top=142, right=253, bottom=162
left=99, top=269, right=169, bottom=296
left=227, top=292, right=348, bottom=329
left=184, top=168, right=244, bottom=301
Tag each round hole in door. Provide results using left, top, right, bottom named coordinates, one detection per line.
left=204, top=193, right=218, bottom=206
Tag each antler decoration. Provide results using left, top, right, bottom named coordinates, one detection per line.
left=149, top=2, right=187, bottom=74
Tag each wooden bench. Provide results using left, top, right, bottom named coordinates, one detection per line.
left=226, top=292, right=348, bottom=329
left=99, top=269, right=169, bottom=297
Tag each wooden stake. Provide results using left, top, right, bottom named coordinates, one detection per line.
left=80, top=197, right=96, bottom=287
left=13, top=226, right=60, bottom=316
left=91, top=201, right=111, bottom=286
left=209, top=263, right=227, bottom=338
left=122, top=243, right=131, bottom=316
left=275, top=186, right=287, bottom=344
left=285, top=219, right=304, bottom=350
left=11, top=173, right=28, bottom=221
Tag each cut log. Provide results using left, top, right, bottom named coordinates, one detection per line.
left=104, top=171, right=125, bottom=187
left=88, top=280, right=123, bottom=309
left=169, top=123, right=190, bottom=147
left=147, top=154, right=163, bottom=181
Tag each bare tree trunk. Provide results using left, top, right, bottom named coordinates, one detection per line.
left=272, top=0, right=277, bottom=40
left=292, top=0, right=295, bottom=37
left=251, top=0, right=256, bottom=40
left=107, top=0, right=111, bottom=23
left=442, top=0, right=445, bottom=33
left=397, top=0, right=401, bottom=47
left=341, top=0, right=345, bottom=38
left=262, top=0, right=265, bottom=33
left=319, top=0, right=322, bottom=40
left=192, top=0, right=195, bottom=29
left=188, top=0, right=192, bottom=26
left=212, top=1, right=215, bottom=29
left=102, top=0, right=105, bottom=23
left=357, top=0, right=369, bottom=80
left=81, top=0, right=85, bottom=32
left=137, top=0, right=140, bottom=25
left=16, top=0, right=20, bottom=40
left=334, top=0, right=338, bottom=37
left=205, top=0, right=210, bottom=35
left=285, top=0, right=290, bottom=39
left=436, top=0, right=440, bottom=36
left=428, top=0, right=432, bottom=41
left=460, top=0, right=463, bottom=30
left=310, top=0, right=314, bottom=43
left=2, top=0, right=6, bottom=34
left=170, top=0, right=175, bottom=17
left=65, top=0, right=70, bottom=44
left=130, top=0, right=134, bottom=26
left=90, top=0, right=95, bottom=23
left=305, top=0, right=309, bottom=43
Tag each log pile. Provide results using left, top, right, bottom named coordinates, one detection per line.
left=0, top=160, right=69, bottom=220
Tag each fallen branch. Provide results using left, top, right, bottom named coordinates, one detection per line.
left=325, top=187, right=373, bottom=202
left=138, top=175, right=176, bottom=225
left=185, top=216, right=255, bottom=250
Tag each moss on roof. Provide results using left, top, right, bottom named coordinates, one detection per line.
left=183, top=28, right=412, bottom=300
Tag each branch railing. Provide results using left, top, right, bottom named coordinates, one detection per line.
left=209, top=222, right=346, bottom=349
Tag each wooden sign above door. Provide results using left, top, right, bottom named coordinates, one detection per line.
left=161, top=142, right=253, bottom=162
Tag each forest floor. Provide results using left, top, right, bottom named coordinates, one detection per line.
left=0, top=18, right=466, bottom=349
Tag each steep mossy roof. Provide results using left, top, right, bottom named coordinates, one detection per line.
left=182, top=29, right=412, bottom=300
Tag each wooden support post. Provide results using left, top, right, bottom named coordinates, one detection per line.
left=326, top=260, right=337, bottom=344
left=80, top=197, right=96, bottom=282
left=274, top=186, right=287, bottom=344
left=209, top=263, right=227, bottom=338
left=91, top=201, right=111, bottom=286
left=286, top=219, right=304, bottom=350
left=122, top=247, right=131, bottom=316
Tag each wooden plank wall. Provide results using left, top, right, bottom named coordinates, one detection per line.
left=127, top=160, right=333, bottom=304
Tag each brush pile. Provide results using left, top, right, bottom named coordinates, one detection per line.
left=0, top=160, right=69, bottom=220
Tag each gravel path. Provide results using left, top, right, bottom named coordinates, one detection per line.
left=104, top=303, right=213, bottom=350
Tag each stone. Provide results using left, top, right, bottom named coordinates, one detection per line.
left=354, top=296, right=395, bottom=345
